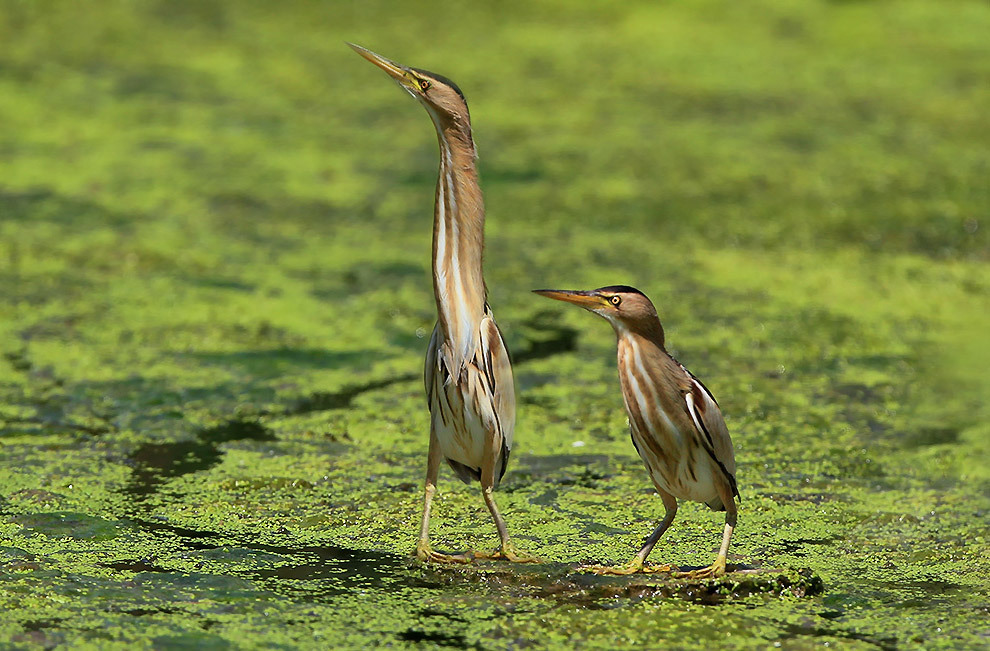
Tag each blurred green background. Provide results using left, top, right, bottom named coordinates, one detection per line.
left=1, top=0, right=988, bottom=648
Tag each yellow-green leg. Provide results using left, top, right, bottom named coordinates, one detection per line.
left=415, top=429, right=472, bottom=564
left=675, top=482, right=736, bottom=579
left=473, top=434, right=538, bottom=563
left=586, top=489, right=677, bottom=575
left=473, top=486, right=538, bottom=563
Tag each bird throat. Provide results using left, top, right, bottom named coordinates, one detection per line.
left=431, top=123, right=486, bottom=373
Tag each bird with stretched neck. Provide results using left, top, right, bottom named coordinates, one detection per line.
left=350, top=43, right=534, bottom=564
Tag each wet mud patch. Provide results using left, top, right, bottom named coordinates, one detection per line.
left=419, top=561, right=823, bottom=606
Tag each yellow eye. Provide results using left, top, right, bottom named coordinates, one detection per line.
left=419, top=79, right=431, bottom=90
left=610, top=295, right=621, bottom=306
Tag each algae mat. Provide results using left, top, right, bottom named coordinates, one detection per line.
left=1, top=0, right=989, bottom=648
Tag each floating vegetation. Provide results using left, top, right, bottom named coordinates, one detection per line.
left=1, top=0, right=988, bottom=648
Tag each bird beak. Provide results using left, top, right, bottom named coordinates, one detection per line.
left=533, top=289, right=605, bottom=310
left=348, top=43, right=417, bottom=91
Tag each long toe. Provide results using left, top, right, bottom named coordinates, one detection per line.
left=674, top=558, right=727, bottom=580
left=475, top=543, right=539, bottom=564
left=503, top=547, right=540, bottom=564
left=586, top=564, right=639, bottom=576
left=415, top=543, right=473, bottom=565
left=422, top=550, right=473, bottom=564
left=580, top=557, right=672, bottom=576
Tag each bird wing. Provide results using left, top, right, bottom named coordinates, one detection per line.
left=424, top=323, right=441, bottom=407
left=478, top=309, right=516, bottom=482
left=424, top=314, right=516, bottom=486
left=681, top=367, right=739, bottom=500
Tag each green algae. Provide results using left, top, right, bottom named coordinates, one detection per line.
left=1, top=0, right=990, bottom=648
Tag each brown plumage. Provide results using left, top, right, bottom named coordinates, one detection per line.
left=534, top=285, right=739, bottom=577
left=350, top=44, right=533, bottom=564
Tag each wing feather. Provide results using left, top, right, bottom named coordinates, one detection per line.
left=681, top=370, right=739, bottom=500
left=479, top=311, right=515, bottom=483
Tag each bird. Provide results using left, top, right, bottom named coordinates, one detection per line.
left=533, top=286, right=739, bottom=578
left=350, top=43, right=534, bottom=564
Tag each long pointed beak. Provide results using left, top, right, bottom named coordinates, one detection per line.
left=533, top=289, right=604, bottom=310
left=347, top=42, right=409, bottom=82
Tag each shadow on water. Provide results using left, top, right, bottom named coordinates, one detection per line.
left=0, top=188, right=134, bottom=229
left=778, top=619, right=898, bottom=651
left=125, top=420, right=274, bottom=498
left=106, top=517, right=418, bottom=601
left=511, top=310, right=580, bottom=365
left=288, top=373, right=417, bottom=415
left=775, top=534, right=845, bottom=556
left=397, top=630, right=479, bottom=649
left=504, top=454, right=614, bottom=495
left=247, top=545, right=413, bottom=598
left=183, top=348, right=385, bottom=378
left=117, top=413, right=422, bottom=603
left=117, top=419, right=421, bottom=604
left=22, top=618, right=65, bottom=632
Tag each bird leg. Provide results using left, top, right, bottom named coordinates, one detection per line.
left=675, top=481, right=736, bottom=579
left=473, top=436, right=538, bottom=563
left=585, top=490, right=678, bottom=575
left=415, top=429, right=472, bottom=564
left=472, top=486, right=538, bottom=562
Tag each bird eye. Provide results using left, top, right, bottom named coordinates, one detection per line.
left=419, top=79, right=431, bottom=90
left=610, top=295, right=621, bottom=306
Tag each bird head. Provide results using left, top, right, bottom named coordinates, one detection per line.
left=533, top=285, right=664, bottom=342
left=348, top=43, right=470, bottom=127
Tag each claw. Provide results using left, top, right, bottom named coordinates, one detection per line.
left=674, top=555, right=727, bottom=579
left=414, top=540, right=473, bottom=564
left=580, top=557, right=674, bottom=575
left=474, top=542, right=539, bottom=563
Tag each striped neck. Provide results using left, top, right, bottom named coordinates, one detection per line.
left=430, top=117, right=487, bottom=371
left=609, top=316, right=666, bottom=352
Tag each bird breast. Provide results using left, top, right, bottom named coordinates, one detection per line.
left=616, top=337, right=721, bottom=503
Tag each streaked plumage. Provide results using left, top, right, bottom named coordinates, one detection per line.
left=350, top=43, right=531, bottom=563
left=534, top=286, right=739, bottom=577
left=425, top=306, right=514, bottom=487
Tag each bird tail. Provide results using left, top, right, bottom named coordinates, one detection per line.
left=705, top=495, right=727, bottom=511
left=446, top=458, right=480, bottom=484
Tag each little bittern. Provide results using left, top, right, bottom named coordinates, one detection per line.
left=350, top=44, right=533, bottom=564
left=534, top=286, right=739, bottom=578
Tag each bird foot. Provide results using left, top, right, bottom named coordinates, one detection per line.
left=580, top=559, right=674, bottom=576
left=414, top=541, right=473, bottom=565
left=474, top=542, right=539, bottom=564
left=674, top=555, right=727, bottom=580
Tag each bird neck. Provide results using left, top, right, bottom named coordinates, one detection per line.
left=613, top=319, right=666, bottom=352
left=432, top=120, right=487, bottom=368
